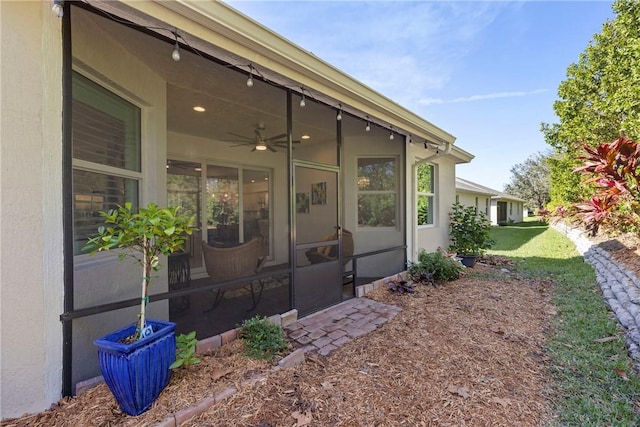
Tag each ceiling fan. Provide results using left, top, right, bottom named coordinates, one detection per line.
left=225, top=125, right=299, bottom=152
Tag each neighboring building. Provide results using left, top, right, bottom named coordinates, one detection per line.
left=455, top=177, right=497, bottom=219
left=0, top=1, right=474, bottom=418
left=455, top=178, right=525, bottom=225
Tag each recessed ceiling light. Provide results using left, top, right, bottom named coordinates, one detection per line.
left=301, top=134, right=311, bottom=140
left=193, top=106, right=205, bottom=112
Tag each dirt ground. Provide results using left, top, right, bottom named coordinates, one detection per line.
left=2, top=233, right=639, bottom=427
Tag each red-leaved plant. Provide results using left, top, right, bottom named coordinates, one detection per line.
left=573, top=137, right=640, bottom=236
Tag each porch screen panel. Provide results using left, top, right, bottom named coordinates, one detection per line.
left=357, top=157, right=397, bottom=227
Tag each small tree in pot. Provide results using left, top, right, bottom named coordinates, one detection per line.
left=84, top=202, right=194, bottom=415
left=448, top=203, right=494, bottom=267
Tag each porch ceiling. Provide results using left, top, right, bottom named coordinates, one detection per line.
left=84, top=0, right=458, bottom=147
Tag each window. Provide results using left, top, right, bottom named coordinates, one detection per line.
left=485, top=198, right=489, bottom=216
left=206, top=165, right=271, bottom=254
left=72, top=72, right=141, bottom=254
left=416, top=163, right=435, bottom=226
left=357, top=157, right=397, bottom=227
left=474, top=197, right=479, bottom=214
left=510, top=202, right=513, bottom=215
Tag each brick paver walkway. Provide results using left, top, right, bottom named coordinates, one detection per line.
left=284, top=298, right=401, bottom=356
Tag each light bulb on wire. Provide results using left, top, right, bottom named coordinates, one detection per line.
left=389, top=126, right=394, bottom=140
left=365, top=116, right=371, bottom=132
left=246, top=64, right=254, bottom=87
left=336, top=104, right=342, bottom=121
left=300, top=89, right=306, bottom=108
left=171, top=31, right=181, bottom=62
left=52, top=0, right=64, bottom=17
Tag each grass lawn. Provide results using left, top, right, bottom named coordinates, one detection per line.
left=488, top=219, right=640, bottom=426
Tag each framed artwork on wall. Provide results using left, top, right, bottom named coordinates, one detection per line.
left=311, top=182, right=326, bottom=205
left=296, top=192, right=309, bottom=213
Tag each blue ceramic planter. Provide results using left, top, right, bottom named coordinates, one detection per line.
left=94, top=319, right=176, bottom=416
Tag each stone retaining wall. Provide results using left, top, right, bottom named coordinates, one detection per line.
left=552, top=222, right=640, bottom=368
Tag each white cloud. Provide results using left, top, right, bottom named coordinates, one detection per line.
left=227, top=1, right=514, bottom=105
left=418, top=89, right=549, bottom=106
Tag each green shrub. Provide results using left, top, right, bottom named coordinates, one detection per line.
left=170, top=331, right=201, bottom=370
left=238, top=316, right=289, bottom=360
left=409, top=249, right=464, bottom=283
left=449, top=203, right=494, bottom=255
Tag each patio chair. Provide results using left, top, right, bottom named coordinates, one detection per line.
left=305, top=229, right=354, bottom=264
left=201, top=238, right=267, bottom=312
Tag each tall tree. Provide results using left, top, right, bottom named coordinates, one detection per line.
left=504, top=152, right=551, bottom=210
left=541, top=0, right=640, bottom=205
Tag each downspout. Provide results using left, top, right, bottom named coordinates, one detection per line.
left=413, top=140, right=452, bottom=166
left=409, top=140, right=453, bottom=261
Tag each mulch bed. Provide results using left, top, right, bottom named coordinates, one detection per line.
left=4, top=230, right=639, bottom=427
left=2, top=262, right=556, bottom=427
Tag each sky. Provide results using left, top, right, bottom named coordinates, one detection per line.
left=226, top=0, right=615, bottom=190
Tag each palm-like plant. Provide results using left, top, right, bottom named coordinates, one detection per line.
left=574, top=137, right=640, bottom=235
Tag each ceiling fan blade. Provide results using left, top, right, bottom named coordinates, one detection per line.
left=229, top=142, right=255, bottom=147
left=265, top=133, right=287, bottom=142
left=267, top=145, right=277, bottom=152
left=272, top=140, right=300, bottom=146
left=251, top=146, right=257, bottom=152
left=227, top=132, right=253, bottom=140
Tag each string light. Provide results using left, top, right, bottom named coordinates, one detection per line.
left=246, top=64, right=254, bottom=87
left=75, top=5, right=420, bottom=147
left=171, top=30, right=181, bottom=61
left=52, top=0, right=64, bottom=17
left=300, top=88, right=306, bottom=107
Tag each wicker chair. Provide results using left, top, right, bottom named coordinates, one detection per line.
left=201, top=239, right=266, bottom=312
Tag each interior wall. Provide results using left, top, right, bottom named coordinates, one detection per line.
left=70, top=7, right=169, bottom=389
left=294, top=166, right=338, bottom=244
left=0, top=1, right=64, bottom=419
left=168, top=131, right=290, bottom=266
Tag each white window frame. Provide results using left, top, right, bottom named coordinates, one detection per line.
left=72, top=69, right=143, bottom=258
left=416, top=163, right=436, bottom=228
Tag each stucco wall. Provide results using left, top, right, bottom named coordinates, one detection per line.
left=406, top=145, right=457, bottom=262
left=0, top=1, right=64, bottom=419
left=456, top=191, right=492, bottom=219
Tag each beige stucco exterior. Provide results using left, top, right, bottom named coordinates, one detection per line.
left=0, top=0, right=474, bottom=419
left=1, top=1, right=64, bottom=418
